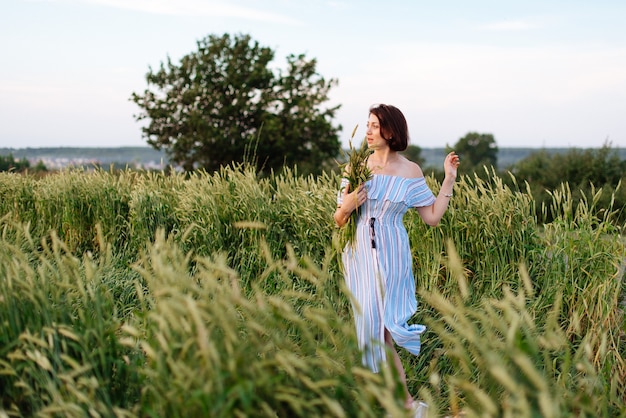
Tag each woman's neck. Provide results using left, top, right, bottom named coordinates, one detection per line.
left=370, top=149, right=397, bottom=167
left=368, top=149, right=402, bottom=175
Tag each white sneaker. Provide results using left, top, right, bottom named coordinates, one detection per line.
left=412, top=401, right=428, bottom=418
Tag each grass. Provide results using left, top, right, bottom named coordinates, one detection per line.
left=0, top=164, right=624, bottom=417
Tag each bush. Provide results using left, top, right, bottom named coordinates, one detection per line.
left=507, top=144, right=626, bottom=224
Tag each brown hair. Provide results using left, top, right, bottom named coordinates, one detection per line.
left=368, top=104, right=409, bottom=151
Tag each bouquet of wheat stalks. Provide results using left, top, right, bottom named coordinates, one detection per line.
left=336, top=125, right=373, bottom=250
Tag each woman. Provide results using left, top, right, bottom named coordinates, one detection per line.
left=334, top=104, right=459, bottom=413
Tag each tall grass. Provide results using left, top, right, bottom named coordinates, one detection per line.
left=538, top=183, right=625, bottom=382
left=30, top=169, right=132, bottom=254
left=0, top=221, right=141, bottom=416
left=405, top=171, right=625, bottom=416
left=172, top=165, right=340, bottom=303
left=421, top=252, right=618, bottom=417
left=0, top=220, right=404, bottom=417
left=126, top=230, right=404, bottom=417
left=128, top=169, right=185, bottom=252
left=0, top=164, right=624, bottom=416
left=0, top=172, right=38, bottom=229
left=407, top=168, right=541, bottom=298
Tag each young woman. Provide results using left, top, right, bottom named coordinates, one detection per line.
left=334, top=104, right=459, bottom=413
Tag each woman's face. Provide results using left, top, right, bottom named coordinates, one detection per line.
left=366, top=113, right=387, bottom=150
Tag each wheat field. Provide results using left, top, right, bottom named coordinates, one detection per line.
left=0, top=165, right=624, bottom=417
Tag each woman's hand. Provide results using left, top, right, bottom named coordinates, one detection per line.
left=444, top=151, right=460, bottom=180
left=344, top=182, right=367, bottom=210
left=334, top=182, right=367, bottom=227
left=416, top=152, right=460, bottom=226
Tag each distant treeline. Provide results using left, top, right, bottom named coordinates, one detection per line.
left=3, top=146, right=626, bottom=170
left=420, top=147, right=626, bottom=170
left=0, top=147, right=169, bottom=166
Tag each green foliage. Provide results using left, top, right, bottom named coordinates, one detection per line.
left=0, top=165, right=624, bottom=416
left=128, top=170, right=185, bottom=252
left=129, top=231, right=402, bottom=417
left=256, top=53, right=341, bottom=175
left=0, top=172, right=38, bottom=227
left=537, top=182, right=624, bottom=344
left=422, top=264, right=618, bottom=418
left=0, top=220, right=403, bottom=417
left=409, top=171, right=625, bottom=417
left=406, top=169, right=540, bottom=299
left=447, top=132, right=498, bottom=175
left=131, top=33, right=273, bottom=172
left=512, top=144, right=625, bottom=188
left=0, top=154, right=32, bottom=173
left=169, top=165, right=342, bottom=299
left=131, top=33, right=341, bottom=175
left=0, top=223, right=142, bottom=415
left=508, top=143, right=626, bottom=223
left=31, top=168, right=133, bottom=254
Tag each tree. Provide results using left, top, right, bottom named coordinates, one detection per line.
left=448, top=132, right=498, bottom=174
left=507, top=143, right=626, bottom=223
left=0, top=154, right=30, bottom=172
left=258, top=53, right=342, bottom=175
left=400, top=144, right=424, bottom=166
left=131, top=33, right=341, bottom=174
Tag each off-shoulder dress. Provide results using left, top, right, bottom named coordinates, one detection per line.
left=337, top=174, right=436, bottom=372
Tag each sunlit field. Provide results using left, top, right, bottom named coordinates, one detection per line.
left=1, top=165, right=624, bottom=417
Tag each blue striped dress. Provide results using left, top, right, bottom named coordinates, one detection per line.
left=338, top=175, right=436, bottom=372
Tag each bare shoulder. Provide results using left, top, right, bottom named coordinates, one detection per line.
left=399, top=155, right=424, bottom=178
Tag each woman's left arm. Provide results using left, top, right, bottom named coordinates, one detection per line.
left=416, top=151, right=459, bottom=226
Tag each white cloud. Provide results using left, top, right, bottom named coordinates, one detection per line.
left=479, top=19, right=536, bottom=31
left=326, top=1, right=350, bottom=11
left=62, top=0, right=302, bottom=24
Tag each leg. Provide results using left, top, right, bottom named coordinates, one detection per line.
left=384, top=328, right=414, bottom=408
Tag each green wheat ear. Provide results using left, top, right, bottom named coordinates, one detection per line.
left=337, top=124, right=373, bottom=250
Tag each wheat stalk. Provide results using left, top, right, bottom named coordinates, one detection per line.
left=337, top=125, right=372, bottom=249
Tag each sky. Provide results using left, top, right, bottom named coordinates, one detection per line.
left=1, top=0, right=625, bottom=150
